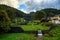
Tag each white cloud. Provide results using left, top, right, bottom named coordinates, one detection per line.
left=0, top=0, right=59, bottom=13
left=33, top=0, right=57, bottom=4
left=0, top=0, right=29, bottom=8
left=23, top=0, right=57, bottom=13
left=0, top=0, right=21, bottom=8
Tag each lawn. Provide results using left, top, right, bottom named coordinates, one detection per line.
left=0, top=33, right=36, bottom=40
left=21, top=24, right=48, bottom=31
left=0, top=24, right=60, bottom=40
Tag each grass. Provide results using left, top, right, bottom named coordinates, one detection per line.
left=0, top=24, right=60, bottom=40
left=0, top=33, right=36, bottom=40
left=21, top=24, right=48, bottom=31
left=43, top=25, right=60, bottom=40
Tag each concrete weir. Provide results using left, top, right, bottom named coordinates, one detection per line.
left=36, top=30, right=43, bottom=40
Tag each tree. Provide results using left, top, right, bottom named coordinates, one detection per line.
left=0, top=10, right=11, bottom=33
left=41, top=8, right=59, bottom=17
left=34, top=11, right=46, bottom=20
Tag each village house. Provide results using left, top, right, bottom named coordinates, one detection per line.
left=48, top=15, right=60, bottom=24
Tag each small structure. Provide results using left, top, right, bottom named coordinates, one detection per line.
left=37, top=30, right=43, bottom=38
left=37, top=30, right=43, bottom=40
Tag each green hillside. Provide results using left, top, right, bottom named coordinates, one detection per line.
left=0, top=5, right=60, bottom=40
left=0, top=4, right=26, bottom=32
left=40, top=8, right=60, bottom=17
left=0, top=4, right=26, bottom=19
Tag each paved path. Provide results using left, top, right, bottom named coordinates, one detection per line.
left=36, top=37, right=43, bottom=40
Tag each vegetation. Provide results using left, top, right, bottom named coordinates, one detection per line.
left=0, top=4, right=60, bottom=40
left=0, top=4, right=25, bottom=33
left=0, top=25, right=60, bottom=40
left=34, top=11, right=46, bottom=20
left=40, top=8, right=60, bottom=17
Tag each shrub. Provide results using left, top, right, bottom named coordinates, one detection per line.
left=41, top=22, right=53, bottom=27
left=20, top=21, right=28, bottom=25
left=0, top=22, right=11, bottom=33
left=56, top=24, right=60, bottom=27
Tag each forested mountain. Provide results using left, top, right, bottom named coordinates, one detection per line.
left=40, top=8, right=60, bottom=17
left=0, top=4, right=26, bottom=20
left=30, top=8, right=60, bottom=19
left=0, top=4, right=60, bottom=24
left=0, top=4, right=60, bottom=33
left=0, top=4, right=26, bottom=32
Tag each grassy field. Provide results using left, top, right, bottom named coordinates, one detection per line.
left=0, top=24, right=60, bottom=40
left=21, top=24, right=48, bottom=31
left=0, top=33, right=36, bottom=40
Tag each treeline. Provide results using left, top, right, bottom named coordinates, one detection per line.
left=29, top=8, right=60, bottom=20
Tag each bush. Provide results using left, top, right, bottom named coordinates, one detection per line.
left=20, top=21, right=28, bottom=25
left=41, top=22, right=53, bottom=27
left=0, top=21, right=11, bottom=33
left=56, top=24, right=60, bottom=27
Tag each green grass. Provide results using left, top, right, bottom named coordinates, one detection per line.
left=21, top=24, right=48, bottom=31
left=21, top=25, right=60, bottom=40
left=0, top=24, right=60, bottom=40
left=0, top=33, right=36, bottom=40
left=43, top=26, right=60, bottom=40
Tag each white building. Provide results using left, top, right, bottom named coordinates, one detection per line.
left=52, top=20, right=60, bottom=24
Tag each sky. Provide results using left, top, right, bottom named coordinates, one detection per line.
left=0, top=0, right=60, bottom=13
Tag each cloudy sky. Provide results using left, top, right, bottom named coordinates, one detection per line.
left=0, top=0, right=60, bottom=13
